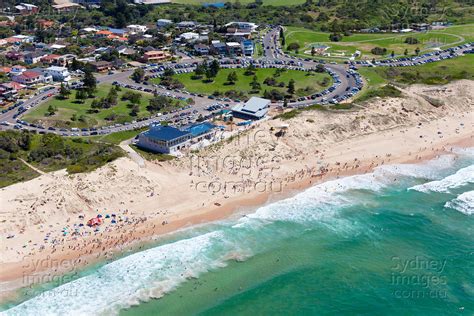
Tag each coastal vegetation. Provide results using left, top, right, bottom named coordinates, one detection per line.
left=152, top=68, right=333, bottom=100
left=22, top=84, right=184, bottom=128
left=0, top=130, right=124, bottom=187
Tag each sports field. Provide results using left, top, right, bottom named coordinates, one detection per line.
left=284, top=24, right=474, bottom=60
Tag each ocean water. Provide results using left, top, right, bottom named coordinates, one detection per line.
left=2, top=149, right=473, bottom=315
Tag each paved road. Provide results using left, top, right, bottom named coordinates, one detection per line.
left=1, top=25, right=472, bottom=136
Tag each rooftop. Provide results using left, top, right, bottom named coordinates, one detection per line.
left=145, top=124, right=191, bottom=142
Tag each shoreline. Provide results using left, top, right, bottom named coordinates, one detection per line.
left=1, top=135, right=472, bottom=305
left=1, top=80, right=473, bottom=305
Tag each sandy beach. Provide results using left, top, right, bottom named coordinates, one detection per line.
left=1, top=80, right=473, bottom=302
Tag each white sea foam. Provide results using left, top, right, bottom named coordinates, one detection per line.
left=3, top=231, right=229, bottom=316
left=409, top=165, right=474, bottom=193
left=444, top=191, right=474, bottom=215
left=4, top=156, right=470, bottom=315
left=451, top=147, right=474, bottom=158
left=375, top=154, right=457, bottom=180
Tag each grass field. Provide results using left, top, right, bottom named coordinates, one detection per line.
left=153, top=68, right=332, bottom=99
left=23, top=84, right=182, bottom=128
left=88, top=128, right=146, bottom=144
left=284, top=24, right=474, bottom=60
left=172, top=0, right=305, bottom=6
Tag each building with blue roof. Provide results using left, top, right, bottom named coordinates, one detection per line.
left=137, top=122, right=217, bottom=154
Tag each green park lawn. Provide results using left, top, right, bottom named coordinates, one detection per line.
left=284, top=24, right=474, bottom=60
left=23, top=84, right=183, bottom=128
left=153, top=68, right=333, bottom=99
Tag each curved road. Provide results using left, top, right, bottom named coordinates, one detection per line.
left=0, top=26, right=472, bottom=136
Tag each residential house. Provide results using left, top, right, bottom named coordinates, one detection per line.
left=24, top=51, right=48, bottom=65
left=141, top=50, right=171, bottom=63
left=12, top=70, right=53, bottom=85
left=57, top=54, right=77, bottom=67
left=178, top=32, right=200, bottom=43
left=5, top=51, right=24, bottom=62
left=194, top=44, right=210, bottom=55
left=52, top=3, right=83, bottom=12
left=88, top=60, right=113, bottom=72
left=231, top=97, right=270, bottom=120
left=226, top=42, right=242, bottom=56
left=10, top=65, right=27, bottom=76
left=176, top=21, right=198, bottom=30
left=0, top=82, right=23, bottom=100
left=43, top=66, right=71, bottom=82
left=241, top=40, right=254, bottom=56
left=127, top=25, right=148, bottom=34
left=156, top=19, right=173, bottom=28
left=15, top=3, right=39, bottom=15
left=0, top=67, right=12, bottom=75
left=40, top=54, right=61, bottom=65
left=211, top=41, right=227, bottom=55
left=224, top=22, right=258, bottom=32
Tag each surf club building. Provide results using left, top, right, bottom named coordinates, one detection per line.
left=137, top=122, right=216, bottom=154
left=231, top=97, right=270, bottom=120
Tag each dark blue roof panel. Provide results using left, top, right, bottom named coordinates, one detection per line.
left=144, top=125, right=190, bottom=141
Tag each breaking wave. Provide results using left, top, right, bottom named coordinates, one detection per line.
left=445, top=191, right=474, bottom=215
left=3, top=153, right=472, bottom=316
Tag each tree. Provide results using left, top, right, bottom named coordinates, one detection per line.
left=83, top=69, right=97, bottom=96
left=163, top=67, right=175, bottom=77
left=71, top=113, right=77, bottom=121
left=75, top=89, right=87, bottom=103
left=311, top=47, right=316, bottom=56
left=194, top=62, right=207, bottom=79
left=404, top=37, right=419, bottom=44
left=131, top=68, right=145, bottom=82
left=287, top=42, right=300, bottom=53
left=287, top=79, right=295, bottom=94
left=226, top=71, right=238, bottom=84
left=105, top=87, right=118, bottom=107
left=329, top=33, right=342, bottom=42
left=315, top=64, right=325, bottom=73
left=130, top=104, right=140, bottom=116
left=391, top=51, right=395, bottom=58
left=147, top=95, right=170, bottom=112
left=209, top=60, right=220, bottom=77
left=59, top=83, right=71, bottom=99
left=46, top=105, right=57, bottom=116
left=91, top=99, right=100, bottom=109
left=250, top=75, right=261, bottom=91
left=371, top=47, right=387, bottom=55
left=283, top=99, right=288, bottom=107
left=404, top=49, right=409, bottom=56
left=122, top=91, right=142, bottom=104
left=415, top=47, right=420, bottom=55
left=244, top=64, right=256, bottom=76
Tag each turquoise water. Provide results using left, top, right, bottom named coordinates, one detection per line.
left=3, top=149, right=474, bottom=315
